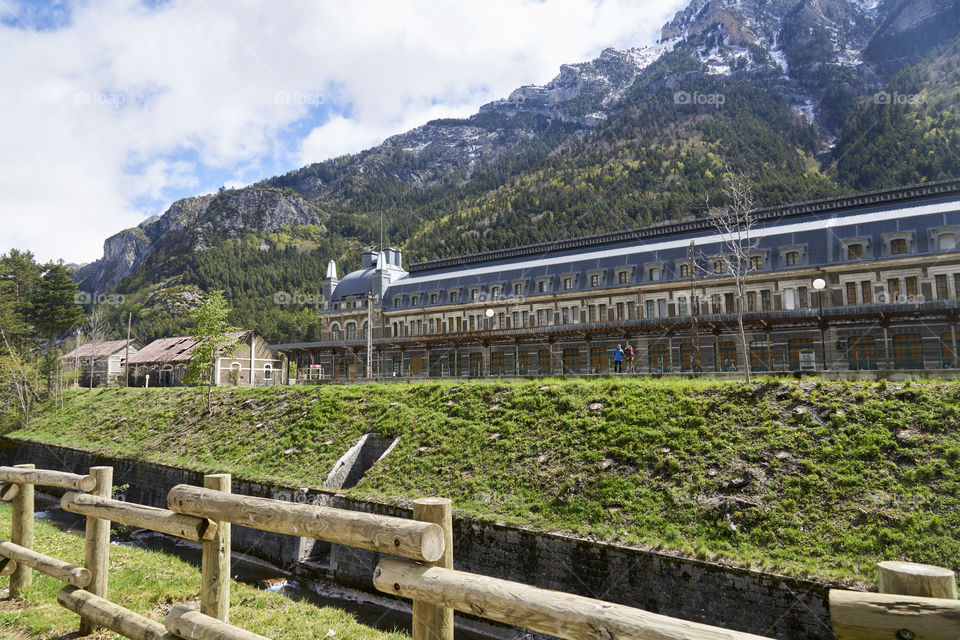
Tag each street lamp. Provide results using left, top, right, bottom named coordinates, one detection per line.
left=812, top=278, right=827, bottom=371
left=485, top=308, right=495, bottom=376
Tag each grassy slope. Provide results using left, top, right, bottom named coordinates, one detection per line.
left=5, top=379, right=960, bottom=587
left=0, top=504, right=404, bottom=640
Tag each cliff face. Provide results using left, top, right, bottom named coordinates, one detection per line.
left=74, top=188, right=321, bottom=293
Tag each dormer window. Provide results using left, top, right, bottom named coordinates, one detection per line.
left=619, top=271, right=629, bottom=283
left=393, top=297, right=401, bottom=308
left=848, top=244, right=863, bottom=259
left=931, top=227, right=960, bottom=252
left=491, top=286, right=500, bottom=298
left=450, top=291, right=458, bottom=303
left=750, top=255, right=763, bottom=270
left=470, top=289, right=478, bottom=301
left=883, top=232, right=913, bottom=257
left=591, top=274, right=601, bottom=287
left=713, top=260, right=724, bottom=274
left=940, top=234, right=956, bottom=251
left=679, top=264, right=691, bottom=278
left=411, top=295, right=418, bottom=306
left=514, top=283, right=523, bottom=295
left=430, top=293, right=438, bottom=304
left=563, top=277, right=574, bottom=290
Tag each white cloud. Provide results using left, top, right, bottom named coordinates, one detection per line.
left=0, top=0, right=686, bottom=264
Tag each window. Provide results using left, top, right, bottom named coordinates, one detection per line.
left=905, top=276, right=918, bottom=299
left=648, top=345, right=669, bottom=373
left=848, top=244, right=863, bottom=259
left=893, top=333, right=924, bottom=369
left=848, top=336, right=877, bottom=370
left=393, top=298, right=401, bottom=308
left=798, top=286, right=809, bottom=308
left=514, top=283, right=523, bottom=295
left=492, top=286, right=500, bottom=298
left=785, top=252, right=798, bottom=266
left=561, top=307, right=569, bottom=324
left=346, top=323, right=356, bottom=340
left=861, top=280, right=872, bottom=304
left=891, top=238, right=907, bottom=255
left=679, top=264, right=690, bottom=278
left=746, top=291, right=757, bottom=312
left=845, top=282, right=857, bottom=305
left=761, top=290, right=771, bottom=311
left=649, top=268, right=660, bottom=281
left=750, top=255, right=763, bottom=270
left=536, top=309, right=546, bottom=326
left=537, top=281, right=546, bottom=293
left=330, top=325, right=341, bottom=341
left=511, top=311, right=519, bottom=328
left=430, top=293, right=438, bottom=304
left=562, top=348, right=581, bottom=374
left=940, top=233, right=956, bottom=251
left=411, top=295, right=418, bottom=306
left=619, top=271, right=630, bottom=284
left=678, top=296, right=687, bottom=316
left=591, top=274, right=601, bottom=287
left=717, top=342, right=737, bottom=371
left=471, top=289, right=478, bottom=301
left=645, top=300, right=655, bottom=318
left=936, top=274, right=949, bottom=299
left=563, top=277, right=573, bottom=290
left=450, top=291, right=458, bottom=303
left=955, top=274, right=960, bottom=298
left=710, top=293, right=721, bottom=313
left=714, top=260, right=724, bottom=274
left=590, top=347, right=608, bottom=374
left=888, top=278, right=900, bottom=303
left=263, top=364, right=272, bottom=380
left=616, top=302, right=625, bottom=320
left=788, top=338, right=815, bottom=371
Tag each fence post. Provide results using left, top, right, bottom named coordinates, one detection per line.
left=10, top=463, right=35, bottom=598
left=80, top=466, right=112, bottom=635
left=878, top=560, right=958, bottom=599
left=201, top=473, right=231, bottom=622
left=412, top=497, right=453, bottom=640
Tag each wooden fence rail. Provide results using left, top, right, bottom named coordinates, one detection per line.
left=3, top=462, right=958, bottom=640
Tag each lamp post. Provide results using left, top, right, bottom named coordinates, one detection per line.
left=484, top=308, right=494, bottom=376
left=813, top=278, right=827, bottom=371
left=366, top=292, right=377, bottom=379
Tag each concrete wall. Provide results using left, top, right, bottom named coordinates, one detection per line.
left=0, top=438, right=835, bottom=640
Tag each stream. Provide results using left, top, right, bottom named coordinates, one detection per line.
left=35, top=505, right=494, bottom=640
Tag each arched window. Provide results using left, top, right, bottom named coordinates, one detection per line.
left=330, top=323, right=341, bottom=341
left=361, top=322, right=368, bottom=339
left=263, top=363, right=272, bottom=380
left=346, top=322, right=356, bottom=340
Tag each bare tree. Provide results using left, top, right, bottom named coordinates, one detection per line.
left=85, top=306, right=110, bottom=388
left=710, top=171, right=759, bottom=382
left=1, top=328, right=40, bottom=425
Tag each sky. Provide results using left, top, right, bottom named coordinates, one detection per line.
left=0, top=0, right=686, bottom=265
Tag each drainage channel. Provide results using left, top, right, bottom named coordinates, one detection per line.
left=35, top=503, right=494, bottom=640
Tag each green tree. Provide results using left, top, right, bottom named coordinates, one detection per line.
left=185, top=291, right=239, bottom=413
left=30, top=262, right=85, bottom=347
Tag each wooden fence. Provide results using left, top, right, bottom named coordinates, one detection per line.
left=0, top=463, right=957, bottom=640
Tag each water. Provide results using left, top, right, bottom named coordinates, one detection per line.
left=35, top=505, right=494, bottom=640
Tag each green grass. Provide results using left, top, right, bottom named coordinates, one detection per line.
left=0, top=504, right=405, bottom=640
left=5, top=378, right=960, bottom=588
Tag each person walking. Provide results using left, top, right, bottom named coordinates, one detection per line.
left=624, top=343, right=634, bottom=373
left=613, top=344, right=624, bottom=374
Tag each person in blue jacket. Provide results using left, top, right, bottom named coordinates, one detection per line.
left=612, top=344, right=624, bottom=373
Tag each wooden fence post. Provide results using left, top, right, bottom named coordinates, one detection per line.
left=878, top=561, right=958, bottom=599
left=80, top=466, right=112, bottom=636
left=10, top=463, right=34, bottom=598
left=201, top=473, right=231, bottom=622
left=412, top=497, right=454, bottom=640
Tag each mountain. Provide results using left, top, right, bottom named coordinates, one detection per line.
left=75, top=0, right=960, bottom=343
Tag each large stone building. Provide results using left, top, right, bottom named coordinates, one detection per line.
left=273, top=179, right=960, bottom=379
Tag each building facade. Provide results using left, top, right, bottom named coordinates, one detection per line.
left=62, top=339, right=144, bottom=387
left=128, top=331, right=287, bottom=387
left=273, top=179, right=960, bottom=380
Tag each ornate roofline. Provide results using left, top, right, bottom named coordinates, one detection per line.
left=406, top=178, right=960, bottom=274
